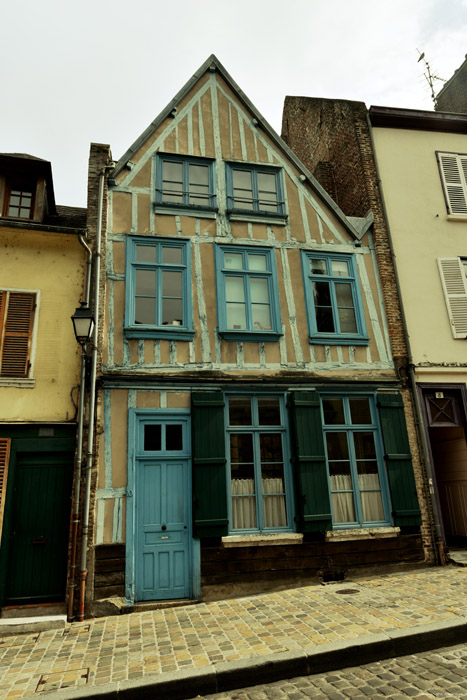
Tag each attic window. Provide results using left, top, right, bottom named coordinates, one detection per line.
left=3, top=178, right=35, bottom=219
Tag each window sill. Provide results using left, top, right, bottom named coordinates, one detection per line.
left=309, top=335, right=369, bottom=346
left=0, top=377, right=35, bottom=388
left=154, top=203, right=218, bottom=219
left=124, top=327, right=195, bottom=341
left=447, top=214, right=467, bottom=222
left=325, top=526, right=400, bottom=542
left=222, top=533, right=303, bottom=548
left=218, top=330, right=282, bottom=343
left=227, top=210, right=287, bottom=225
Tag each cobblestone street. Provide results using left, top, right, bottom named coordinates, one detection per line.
left=189, top=643, right=467, bottom=699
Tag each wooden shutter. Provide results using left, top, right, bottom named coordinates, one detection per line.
left=438, top=258, right=467, bottom=338
left=0, top=438, right=11, bottom=542
left=438, top=152, right=467, bottom=215
left=0, top=292, right=35, bottom=377
left=288, top=391, right=332, bottom=532
left=377, top=393, right=421, bottom=527
left=191, top=391, right=228, bottom=538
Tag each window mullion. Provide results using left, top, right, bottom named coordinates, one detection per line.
left=251, top=172, right=259, bottom=212
left=182, top=161, right=189, bottom=205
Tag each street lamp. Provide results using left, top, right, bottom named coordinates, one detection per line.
left=71, top=304, right=95, bottom=345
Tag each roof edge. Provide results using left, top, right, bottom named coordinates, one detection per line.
left=369, top=105, right=467, bottom=133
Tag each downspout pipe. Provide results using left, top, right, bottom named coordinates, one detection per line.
left=67, top=234, right=93, bottom=621
left=78, top=168, right=106, bottom=621
left=366, top=113, right=445, bottom=565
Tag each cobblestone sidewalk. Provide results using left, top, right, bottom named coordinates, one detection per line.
left=1, top=566, right=467, bottom=699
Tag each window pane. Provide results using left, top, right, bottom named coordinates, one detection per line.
left=349, top=398, right=372, bottom=425
left=230, top=433, right=254, bottom=464
left=136, top=245, right=157, bottom=263
left=310, top=259, right=327, bottom=275
left=323, top=398, right=345, bottom=424
left=335, top=282, right=353, bottom=306
left=326, top=432, right=349, bottom=460
left=162, top=246, right=182, bottom=264
left=224, top=253, right=243, bottom=269
left=226, top=303, right=246, bottom=329
left=329, top=460, right=355, bottom=523
left=331, top=260, right=350, bottom=276
left=316, top=307, right=335, bottom=333
left=360, top=490, right=384, bottom=522
left=313, top=280, right=331, bottom=305
left=189, top=164, right=209, bottom=185
left=144, top=424, right=161, bottom=451
left=162, top=298, right=183, bottom=325
left=353, top=432, right=377, bottom=460
left=338, top=308, right=357, bottom=333
left=135, top=269, right=156, bottom=296
left=250, top=278, right=270, bottom=303
left=336, top=283, right=357, bottom=333
left=166, top=424, right=183, bottom=451
left=257, top=172, right=276, bottom=193
left=260, top=433, right=283, bottom=464
left=252, top=304, right=272, bottom=330
left=162, top=162, right=183, bottom=202
left=225, top=276, right=245, bottom=302
left=229, top=397, right=252, bottom=425
left=162, top=270, right=182, bottom=297
left=313, top=281, right=334, bottom=332
left=247, top=254, right=267, bottom=271
left=135, top=297, right=156, bottom=324
left=258, top=397, right=281, bottom=425
left=233, top=169, right=253, bottom=208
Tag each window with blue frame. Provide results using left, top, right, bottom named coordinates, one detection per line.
left=125, top=237, right=194, bottom=339
left=301, top=252, right=368, bottom=345
left=155, top=154, right=216, bottom=209
left=227, top=395, right=292, bottom=533
left=321, top=396, right=391, bottom=527
left=215, top=245, right=282, bottom=341
left=226, top=163, right=285, bottom=217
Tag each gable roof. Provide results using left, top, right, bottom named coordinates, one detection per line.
left=110, top=54, right=361, bottom=241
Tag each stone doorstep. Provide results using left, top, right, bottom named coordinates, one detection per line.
left=0, top=614, right=67, bottom=637
left=1, top=602, right=66, bottom=619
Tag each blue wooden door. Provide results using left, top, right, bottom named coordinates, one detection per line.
left=135, top=418, right=191, bottom=600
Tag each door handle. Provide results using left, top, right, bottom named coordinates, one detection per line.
left=161, top=525, right=167, bottom=531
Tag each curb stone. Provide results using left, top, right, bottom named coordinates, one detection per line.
left=26, top=616, right=467, bottom=700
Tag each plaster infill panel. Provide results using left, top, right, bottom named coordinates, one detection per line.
left=111, top=389, right=129, bottom=489
left=112, top=280, right=125, bottom=366
left=137, top=194, right=151, bottom=234
left=167, top=392, right=190, bottom=408
left=136, top=391, right=161, bottom=409
left=128, top=160, right=151, bottom=188
left=112, top=192, right=132, bottom=234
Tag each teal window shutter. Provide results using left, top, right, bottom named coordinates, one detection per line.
left=191, top=392, right=228, bottom=537
left=377, top=393, right=421, bottom=527
left=289, top=391, right=332, bottom=532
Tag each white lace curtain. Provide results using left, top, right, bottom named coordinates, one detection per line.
left=330, top=473, right=384, bottom=523
left=231, top=478, right=287, bottom=529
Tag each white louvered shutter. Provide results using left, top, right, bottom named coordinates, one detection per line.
left=438, top=153, right=467, bottom=215
left=438, top=258, right=467, bottom=338
left=0, top=438, right=11, bottom=542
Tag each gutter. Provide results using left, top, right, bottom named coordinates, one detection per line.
left=366, top=113, right=445, bottom=565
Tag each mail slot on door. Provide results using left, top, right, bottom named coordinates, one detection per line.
left=31, top=537, right=47, bottom=545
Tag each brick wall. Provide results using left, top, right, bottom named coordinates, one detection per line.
left=281, top=98, right=436, bottom=563
left=435, top=57, right=467, bottom=114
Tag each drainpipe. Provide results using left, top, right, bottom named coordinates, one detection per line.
left=366, top=113, right=445, bottom=566
left=78, top=168, right=106, bottom=621
left=67, top=234, right=93, bottom=621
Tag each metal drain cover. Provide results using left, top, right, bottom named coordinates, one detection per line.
left=335, top=588, right=360, bottom=595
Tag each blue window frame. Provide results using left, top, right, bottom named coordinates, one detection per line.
left=226, top=395, right=293, bottom=533
left=301, top=251, right=368, bottom=345
left=321, top=395, right=391, bottom=528
left=226, top=163, right=286, bottom=217
left=215, top=245, right=282, bottom=341
left=155, top=154, right=216, bottom=210
left=124, top=236, right=194, bottom=340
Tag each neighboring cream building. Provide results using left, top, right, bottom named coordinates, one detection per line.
left=0, top=154, right=87, bottom=610
left=369, top=107, right=467, bottom=550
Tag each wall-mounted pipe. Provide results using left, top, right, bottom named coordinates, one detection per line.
left=67, top=234, right=93, bottom=621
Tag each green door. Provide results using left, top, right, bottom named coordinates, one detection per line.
left=5, top=451, right=73, bottom=604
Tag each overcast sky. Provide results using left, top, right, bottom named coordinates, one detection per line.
left=2, top=0, right=466, bottom=208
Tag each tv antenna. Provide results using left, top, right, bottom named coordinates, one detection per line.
left=417, top=50, right=446, bottom=106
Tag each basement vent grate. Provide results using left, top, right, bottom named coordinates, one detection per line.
left=62, top=624, right=90, bottom=636
left=321, top=570, right=345, bottom=583
left=0, top=633, right=40, bottom=648
left=35, top=668, right=90, bottom=693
